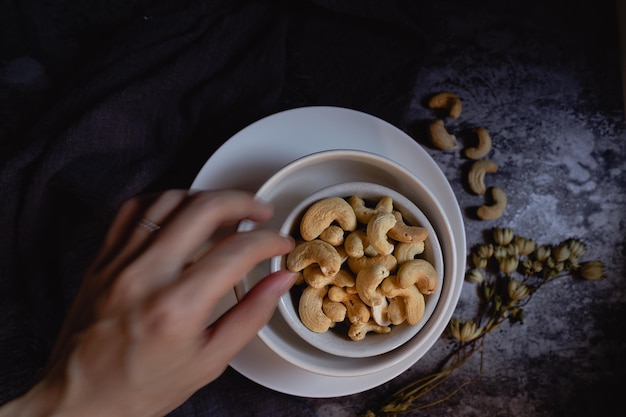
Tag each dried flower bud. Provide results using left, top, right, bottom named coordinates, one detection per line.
left=522, top=259, right=542, bottom=275
left=534, top=245, right=551, bottom=262
left=472, top=253, right=488, bottom=269
left=466, top=269, right=485, bottom=283
left=514, top=236, right=536, bottom=255
left=579, top=260, right=606, bottom=280
left=504, top=243, right=520, bottom=257
left=554, top=261, right=565, bottom=273
left=493, top=245, right=508, bottom=260
left=450, top=319, right=483, bottom=343
left=564, top=258, right=580, bottom=271
left=566, top=238, right=586, bottom=259
left=522, top=258, right=534, bottom=275
left=475, top=243, right=494, bottom=259
left=493, top=227, right=514, bottom=245
left=553, top=243, right=571, bottom=262
left=461, top=320, right=483, bottom=342
left=449, top=318, right=461, bottom=340
left=508, top=279, right=530, bottom=302
left=499, top=256, right=519, bottom=275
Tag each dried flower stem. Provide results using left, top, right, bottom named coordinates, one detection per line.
left=361, top=228, right=605, bottom=417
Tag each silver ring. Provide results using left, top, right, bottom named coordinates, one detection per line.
left=137, top=218, right=161, bottom=232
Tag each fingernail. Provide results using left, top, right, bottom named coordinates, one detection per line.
left=276, top=271, right=299, bottom=293
left=280, top=233, right=295, bottom=246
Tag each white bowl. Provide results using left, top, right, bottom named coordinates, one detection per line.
left=271, top=181, right=444, bottom=358
left=236, top=149, right=457, bottom=377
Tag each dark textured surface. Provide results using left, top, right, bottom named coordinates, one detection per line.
left=1, top=0, right=624, bottom=416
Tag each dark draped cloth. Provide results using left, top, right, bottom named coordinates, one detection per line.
left=0, top=1, right=422, bottom=415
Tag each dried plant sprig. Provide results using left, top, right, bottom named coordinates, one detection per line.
left=361, top=227, right=605, bottom=416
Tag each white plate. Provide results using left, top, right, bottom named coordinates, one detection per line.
left=190, top=106, right=466, bottom=397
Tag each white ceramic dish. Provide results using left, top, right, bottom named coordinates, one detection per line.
left=235, top=152, right=450, bottom=377
left=190, top=106, right=466, bottom=397
left=269, top=180, right=444, bottom=360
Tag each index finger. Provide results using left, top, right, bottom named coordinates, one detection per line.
left=139, top=190, right=275, bottom=277
left=165, top=228, right=295, bottom=326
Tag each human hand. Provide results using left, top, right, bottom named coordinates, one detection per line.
left=0, top=190, right=297, bottom=417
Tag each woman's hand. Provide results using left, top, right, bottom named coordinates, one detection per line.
left=0, top=190, right=297, bottom=417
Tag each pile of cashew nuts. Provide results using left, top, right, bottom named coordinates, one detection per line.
left=427, top=91, right=506, bottom=220
left=285, top=195, right=438, bottom=341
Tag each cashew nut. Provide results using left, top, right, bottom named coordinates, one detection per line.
left=428, top=91, right=463, bottom=119
left=381, top=278, right=425, bottom=325
left=300, top=197, right=357, bottom=241
left=355, top=263, right=390, bottom=307
left=319, top=225, right=345, bottom=246
left=464, top=127, right=492, bottom=160
left=344, top=230, right=377, bottom=258
left=286, top=240, right=342, bottom=277
left=477, top=186, right=507, bottom=220
left=468, top=159, right=498, bottom=195
left=371, top=297, right=391, bottom=326
left=348, top=196, right=393, bottom=224
left=428, top=119, right=458, bottom=150
left=367, top=211, right=397, bottom=255
left=388, top=210, right=428, bottom=243
left=347, top=253, right=397, bottom=275
left=387, top=297, right=406, bottom=325
left=322, top=298, right=347, bottom=323
left=299, top=286, right=332, bottom=332
left=394, top=241, right=425, bottom=264
left=303, top=266, right=355, bottom=289
left=328, top=285, right=371, bottom=324
left=396, top=259, right=438, bottom=295
left=348, top=320, right=391, bottom=341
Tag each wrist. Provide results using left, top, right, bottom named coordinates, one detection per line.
left=0, top=380, right=67, bottom=417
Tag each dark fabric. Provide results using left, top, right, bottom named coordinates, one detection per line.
left=0, top=0, right=423, bottom=414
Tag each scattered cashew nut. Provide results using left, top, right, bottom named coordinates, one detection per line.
left=477, top=186, right=507, bottom=220
left=468, top=159, right=498, bottom=195
left=428, top=91, right=463, bottom=119
left=300, top=197, right=357, bottom=241
left=464, top=127, right=492, bottom=160
left=428, top=119, right=458, bottom=150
